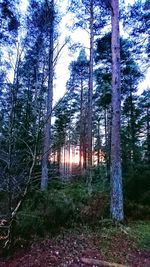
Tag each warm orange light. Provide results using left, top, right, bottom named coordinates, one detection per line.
left=61, top=145, right=80, bottom=164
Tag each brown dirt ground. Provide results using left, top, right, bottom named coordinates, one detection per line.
left=0, top=229, right=150, bottom=267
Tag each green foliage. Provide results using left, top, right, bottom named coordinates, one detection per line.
left=124, top=165, right=150, bottom=206
left=15, top=180, right=109, bottom=239
left=130, top=222, right=150, bottom=250
left=0, top=191, right=8, bottom=214
left=125, top=201, right=150, bottom=221
left=124, top=163, right=150, bottom=220
left=15, top=181, right=88, bottom=238
left=80, top=192, right=109, bottom=224
left=92, top=165, right=109, bottom=190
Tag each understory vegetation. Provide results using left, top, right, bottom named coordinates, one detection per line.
left=1, top=166, right=149, bottom=244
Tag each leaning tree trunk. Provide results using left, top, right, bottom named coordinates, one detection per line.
left=110, top=0, right=124, bottom=221
left=41, top=0, right=54, bottom=191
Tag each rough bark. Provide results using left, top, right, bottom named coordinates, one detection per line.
left=110, top=0, right=124, bottom=221
left=41, top=0, right=54, bottom=190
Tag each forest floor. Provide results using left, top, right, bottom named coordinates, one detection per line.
left=0, top=222, right=150, bottom=267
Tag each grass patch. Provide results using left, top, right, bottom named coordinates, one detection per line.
left=129, top=222, right=150, bottom=250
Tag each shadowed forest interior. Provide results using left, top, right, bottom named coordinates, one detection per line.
left=0, top=0, right=150, bottom=266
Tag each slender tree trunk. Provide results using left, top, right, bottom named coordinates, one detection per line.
left=80, top=78, right=84, bottom=169
left=34, top=64, right=38, bottom=116
left=110, top=0, right=124, bottom=221
left=107, top=105, right=111, bottom=180
left=64, top=143, right=66, bottom=176
left=104, top=109, right=108, bottom=175
left=68, top=138, right=71, bottom=176
left=129, top=91, right=136, bottom=164
left=41, top=0, right=54, bottom=190
left=83, top=120, right=87, bottom=170
left=97, top=119, right=100, bottom=165
left=87, top=0, right=94, bottom=168
left=104, top=108, right=110, bottom=180
left=8, top=106, right=13, bottom=216
left=147, top=107, right=150, bottom=164
left=7, top=49, right=21, bottom=215
left=57, top=147, right=61, bottom=168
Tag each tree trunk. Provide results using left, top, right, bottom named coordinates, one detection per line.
left=41, top=0, right=54, bottom=190
left=97, top=119, right=100, bottom=165
left=104, top=109, right=108, bottom=178
left=81, top=257, right=129, bottom=267
left=147, top=107, right=150, bottom=164
left=57, top=147, right=61, bottom=168
left=104, top=108, right=111, bottom=180
left=80, top=77, right=84, bottom=169
left=110, top=0, right=124, bottom=221
left=83, top=121, right=87, bottom=170
left=87, top=0, right=94, bottom=168
left=107, top=105, right=111, bottom=181
left=129, top=92, right=137, bottom=164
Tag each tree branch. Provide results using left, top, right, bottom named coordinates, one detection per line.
left=81, top=258, right=130, bottom=267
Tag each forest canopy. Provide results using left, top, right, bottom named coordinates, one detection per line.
left=0, top=0, right=150, bottom=256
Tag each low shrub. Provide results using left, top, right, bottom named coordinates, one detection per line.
left=124, top=165, right=150, bottom=206
left=80, top=192, right=109, bottom=223
left=15, top=181, right=109, bottom=238
left=125, top=200, right=150, bottom=220
left=133, top=222, right=150, bottom=249
left=15, top=181, right=89, bottom=238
